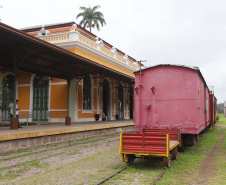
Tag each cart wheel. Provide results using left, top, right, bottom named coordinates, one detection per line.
left=171, top=147, right=178, bottom=160
left=127, top=154, right=135, bottom=165
left=163, top=156, right=170, bottom=167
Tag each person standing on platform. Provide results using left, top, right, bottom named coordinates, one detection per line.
left=8, top=99, right=22, bottom=129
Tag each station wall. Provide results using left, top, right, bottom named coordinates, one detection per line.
left=0, top=71, right=132, bottom=122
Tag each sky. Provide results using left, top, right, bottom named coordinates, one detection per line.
left=0, top=0, right=226, bottom=103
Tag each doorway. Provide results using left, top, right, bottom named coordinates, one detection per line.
left=117, top=83, right=124, bottom=120
left=102, top=79, right=110, bottom=120
left=33, top=75, right=49, bottom=121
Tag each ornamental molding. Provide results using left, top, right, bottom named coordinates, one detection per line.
left=38, top=32, right=138, bottom=74
left=56, top=41, right=136, bottom=74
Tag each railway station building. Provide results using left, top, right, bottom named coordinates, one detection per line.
left=0, top=22, right=138, bottom=127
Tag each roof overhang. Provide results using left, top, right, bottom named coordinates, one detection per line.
left=135, top=64, right=209, bottom=91
left=0, top=22, right=134, bottom=84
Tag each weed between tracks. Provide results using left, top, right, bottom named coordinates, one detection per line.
left=209, top=114, right=226, bottom=184
left=9, top=148, right=125, bottom=185
left=104, top=158, right=163, bottom=185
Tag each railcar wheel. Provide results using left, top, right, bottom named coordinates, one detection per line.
left=184, top=135, right=196, bottom=147
left=178, top=137, right=185, bottom=152
left=127, top=154, right=135, bottom=165
left=189, top=135, right=196, bottom=146
left=163, top=156, right=170, bottom=167
left=171, top=147, right=178, bottom=160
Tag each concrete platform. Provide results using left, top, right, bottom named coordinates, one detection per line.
left=0, top=120, right=135, bottom=153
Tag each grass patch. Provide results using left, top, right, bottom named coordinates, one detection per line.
left=0, top=148, right=30, bottom=156
left=0, top=149, right=49, bottom=162
left=105, top=157, right=163, bottom=184
left=0, top=132, right=120, bottom=183
left=11, top=148, right=126, bottom=185
left=157, top=128, right=219, bottom=185
left=0, top=158, right=42, bottom=172
left=209, top=115, right=226, bottom=184
left=0, top=157, right=43, bottom=181
left=0, top=133, right=118, bottom=161
left=157, top=124, right=226, bottom=185
left=66, top=149, right=80, bottom=156
left=218, top=113, right=226, bottom=125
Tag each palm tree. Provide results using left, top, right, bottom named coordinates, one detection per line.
left=76, top=5, right=106, bottom=33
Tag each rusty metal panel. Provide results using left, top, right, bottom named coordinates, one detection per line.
left=143, top=129, right=179, bottom=141
left=143, top=134, right=167, bottom=154
left=121, top=133, right=167, bottom=154
left=209, top=93, right=214, bottom=125
left=122, top=133, right=143, bottom=153
left=213, top=96, right=217, bottom=124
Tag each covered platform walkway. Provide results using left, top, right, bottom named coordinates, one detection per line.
left=0, top=120, right=135, bottom=153
left=0, top=22, right=134, bottom=129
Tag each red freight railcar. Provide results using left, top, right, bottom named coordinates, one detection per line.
left=119, top=65, right=217, bottom=166
left=209, top=89, right=217, bottom=126
left=133, top=65, right=215, bottom=146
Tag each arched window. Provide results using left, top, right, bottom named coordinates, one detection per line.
left=83, top=76, right=91, bottom=109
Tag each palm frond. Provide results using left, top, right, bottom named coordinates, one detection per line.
left=79, top=7, right=87, bottom=11
left=79, top=19, right=85, bottom=26
left=93, top=12, right=104, bottom=17
left=93, top=20, right=100, bottom=31
left=76, top=5, right=106, bottom=32
left=83, top=21, right=89, bottom=29
left=99, top=17, right=106, bottom=26
left=76, top=13, right=84, bottom=19
left=93, top=5, right=101, bottom=12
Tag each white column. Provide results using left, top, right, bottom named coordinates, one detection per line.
left=97, top=77, right=100, bottom=114
left=69, top=78, right=78, bottom=122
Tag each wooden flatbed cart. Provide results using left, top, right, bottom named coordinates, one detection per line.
left=119, top=129, right=181, bottom=167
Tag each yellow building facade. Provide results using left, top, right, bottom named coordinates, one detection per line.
left=0, top=22, right=138, bottom=122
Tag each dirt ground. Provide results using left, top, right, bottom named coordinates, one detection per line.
left=190, top=122, right=225, bottom=185
left=0, top=133, right=124, bottom=185
left=0, top=122, right=225, bottom=185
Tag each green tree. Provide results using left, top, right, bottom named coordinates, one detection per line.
left=76, top=5, right=106, bottom=33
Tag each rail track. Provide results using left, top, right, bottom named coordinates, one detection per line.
left=95, top=166, right=127, bottom=185
left=95, top=153, right=182, bottom=185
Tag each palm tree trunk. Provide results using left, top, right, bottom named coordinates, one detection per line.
left=89, top=20, right=92, bottom=33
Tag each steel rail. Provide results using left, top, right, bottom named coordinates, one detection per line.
left=95, top=166, right=127, bottom=185
left=150, top=153, right=182, bottom=185
left=95, top=152, right=182, bottom=185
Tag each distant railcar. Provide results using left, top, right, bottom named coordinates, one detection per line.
left=119, top=64, right=217, bottom=166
